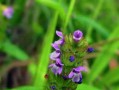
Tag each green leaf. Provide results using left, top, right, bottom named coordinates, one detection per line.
left=9, top=86, right=39, bottom=90
left=33, top=0, right=62, bottom=89
left=87, top=26, right=119, bottom=83
left=63, top=0, right=76, bottom=33
left=102, top=67, right=119, bottom=85
left=2, top=41, right=29, bottom=60
left=77, top=84, right=100, bottom=90
left=74, top=14, right=109, bottom=38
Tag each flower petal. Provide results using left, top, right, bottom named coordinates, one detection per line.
left=54, top=39, right=64, bottom=45
left=58, top=67, right=62, bottom=74
left=72, top=74, right=80, bottom=82
left=49, top=64, right=55, bottom=68
left=3, top=7, right=14, bottom=19
left=75, top=66, right=86, bottom=72
left=68, top=71, right=74, bottom=78
left=50, top=51, right=60, bottom=60
left=51, top=64, right=59, bottom=75
left=56, top=31, right=63, bottom=38
left=73, top=30, right=83, bottom=41
left=52, top=43, right=60, bottom=50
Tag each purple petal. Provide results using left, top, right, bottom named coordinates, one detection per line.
left=72, top=74, right=80, bottom=82
left=51, top=64, right=59, bottom=75
left=50, top=51, right=60, bottom=60
left=56, top=58, right=64, bottom=66
left=56, top=31, right=63, bottom=38
left=73, top=30, right=83, bottom=41
left=3, top=7, right=14, bottom=19
left=58, top=67, right=63, bottom=74
left=54, top=39, right=64, bottom=45
left=52, top=43, right=60, bottom=50
left=49, top=63, right=55, bottom=68
left=68, top=71, right=74, bottom=78
left=75, top=66, right=86, bottom=72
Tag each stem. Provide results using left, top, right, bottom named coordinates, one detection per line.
left=33, top=0, right=62, bottom=89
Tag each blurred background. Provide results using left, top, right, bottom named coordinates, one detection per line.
left=0, top=0, right=119, bottom=90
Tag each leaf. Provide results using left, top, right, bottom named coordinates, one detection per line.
left=9, top=86, right=39, bottom=90
left=74, top=14, right=109, bottom=38
left=2, top=41, right=29, bottom=60
left=77, top=84, right=100, bottom=90
left=33, top=0, right=62, bottom=89
left=87, top=26, right=119, bottom=83
left=102, top=67, right=119, bottom=85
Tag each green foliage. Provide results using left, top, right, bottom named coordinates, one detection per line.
left=0, top=0, right=119, bottom=90
left=1, top=40, right=29, bottom=60
left=77, top=84, right=100, bottom=90
left=102, top=67, right=119, bottom=85
left=33, top=0, right=62, bottom=89
left=87, top=26, right=119, bottom=83
left=10, top=86, right=39, bottom=90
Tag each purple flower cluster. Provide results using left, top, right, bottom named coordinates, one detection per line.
left=49, top=31, right=64, bottom=75
left=3, top=7, right=14, bottom=19
left=49, top=30, right=86, bottom=83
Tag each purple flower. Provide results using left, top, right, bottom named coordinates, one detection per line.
left=68, top=66, right=85, bottom=83
left=69, top=56, right=75, bottom=62
left=50, top=50, right=60, bottom=60
left=87, top=47, right=94, bottom=53
left=51, top=43, right=60, bottom=50
left=50, top=85, right=56, bottom=90
left=49, top=59, right=64, bottom=75
left=56, top=31, right=63, bottom=38
left=3, top=7, right=14, bottom=19
left=51, top=31, right=64, bottom=50
left=56, top=31, right=64, bottom=45
left=73, top=30, right=83, bottom=42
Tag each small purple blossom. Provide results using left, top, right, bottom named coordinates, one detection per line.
left=68, top=66, right=85, bottom=83
left=56, top=30, right=64, bottom=45
left=50, top=50, right=60, bottom=60
left=51, top=31, right=64, bottom=50
left=50, top=85, right=56, bottom=90
left=73, top=30, right=83, bottom=42
left=3, top=7, right=14, bottom=19
left=56, top=31, right=63, bottom=38
left=49, top=59, right=64, bottom=75
left=52, top=43, right=60, bottom=50
left=87, top=47, right=94, bottom=53
left=69, top=56, right=75, bottom=62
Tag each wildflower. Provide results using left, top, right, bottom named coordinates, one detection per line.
left=50, top=85, right=56, bottom=90
left=52, top=31, right=64, bottom=50
left=69, top=56, right=75, bottom=62
left=73, top=30, right=83, bottom=42
left=49, top=59, right=64, bottom=75
left=56, top=31, right=64, bottom=45
left=87, top=47, right=94, bottom=53
left=3, top=7, right=14, bottom=19
left=52, top=43, right=60, bottom=50
left=68, top=66, right=85, bottom=83
left=50, top=50, right=60, bottom=60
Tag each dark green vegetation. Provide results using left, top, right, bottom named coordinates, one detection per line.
left=0, top=0, right=119, bottom=90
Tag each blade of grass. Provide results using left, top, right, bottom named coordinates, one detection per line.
left=33, top=0, right=61, bottom=89
left=102, top=67, right=119, bottom=85
left=63, top=0, right=76, bottom=34
left=87, top=26, right=119, bottom=83
left=36, top=0, right=65, bottom=19
left=1, top=40, right=29, bottom=60
left=73, top=14, right=109, bottom=38
left=76, top=84, right=100, bottom=90
left=86, top=0, right=104, bottom=42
